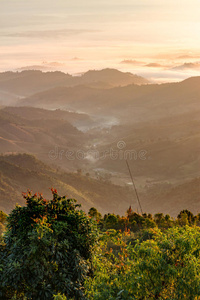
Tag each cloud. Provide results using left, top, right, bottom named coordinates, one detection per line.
left=120, top=60, right=172, bottom=69
left=120, top=59, right=144, bottom=65
left=176, top=55, right=200, bottom=60
left=16, top=61, right=66, bottom=71
left=70, top=57, right=83, bottom=61
left=16, top=65, right=50, bottom=71
left=153, top=52, right=200, bottom=61
left=43, top=61, right=65, bottom=67
left=171, top=62, right=200, bottom=71
left=1, top=29, right=98, bottom=39
left=145, top=63, right=163, bottom=68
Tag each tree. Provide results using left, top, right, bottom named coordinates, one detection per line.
left=154, top=213, right=164, bottom=225
left=177, top=211, right=189, bottom=226
left=142, top=218, right=156, bottom=229
left=88, top=207, right=102, bottom=221
left=177, top=210, right=194, bottom=225
left=0, top=190, right=96, bottom=300
left=86, top=226, right=200, bottom=299
left=105, top=214, right=119, bottom=228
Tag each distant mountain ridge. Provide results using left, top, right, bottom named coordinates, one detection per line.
left=0, top=68, right=149, bottom=99
left=80, top=68, right=149, bottom=86
left=20, top=76, right=200, bottom=123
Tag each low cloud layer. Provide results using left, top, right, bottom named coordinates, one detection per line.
left=1, top=29, right=97, bottom=39
left=171, top=62, right=200, bottom=71
left=120, top=60, right=144, bottom=65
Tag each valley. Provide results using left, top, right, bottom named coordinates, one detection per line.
left=0, top=69, right=199, bottom=216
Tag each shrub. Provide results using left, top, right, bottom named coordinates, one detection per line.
left=85, top=226, right=200, bottom=299
left=0, top=190, right=96, bottom=300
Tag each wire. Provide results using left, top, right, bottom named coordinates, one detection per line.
left=126, top=159, right=143, bottom=215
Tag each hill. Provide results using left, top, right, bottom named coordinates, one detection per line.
left=0, top=153, right=134, bottom=214
left=21, top=77, right=200, bottom=123
left=0, top=153, right=199, bottom=217
left=0, top=107, right=88, bottom=169
left=93, top=109, right=200, bottom=179
left=142, top=177, right=200, bottom=216
left=2, top=106, right=94, bottom=131
left=0, top=71, right=73, bottom=97
left=0, top=69, right=149, bottom=101
left=79, top=68, right=149, bottom=86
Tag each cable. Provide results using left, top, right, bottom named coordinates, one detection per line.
left=126, top=159, right=143, bottom=215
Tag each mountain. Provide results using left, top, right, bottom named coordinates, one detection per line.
left=0, top=69, right=149, bottom=101
left=21, top=76, right=200, bottom=123
left=79, top=68, right=149, bottom=86
left=0, top=70, right=73, bottom=97
left=0, top=70, right=75, bottom=96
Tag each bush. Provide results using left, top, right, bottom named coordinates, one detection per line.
left=85, top=226, right=200, bottom=299
left=0, top=190, right=96, bottom=300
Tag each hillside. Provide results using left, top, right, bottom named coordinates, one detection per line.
left=142, top=177, right=200, bottom=216
left=0, top=153, right=134, bottom=214
left=21, top=77, right=200, bottom=124
left=2, top=106, right=95, bottom=133
left=92, top=109, right=200, bottom=180
left=0, top=153, right=199, bottom=217
left=0, top=107, right=87, bottom=165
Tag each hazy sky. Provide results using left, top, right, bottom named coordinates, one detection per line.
left=1, top=0, right=200, bottom=81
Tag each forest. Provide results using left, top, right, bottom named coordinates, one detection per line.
left=1, top=191, right=200, bottom=300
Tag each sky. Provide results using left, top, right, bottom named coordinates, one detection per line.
left=1, top=0, right=200, bottom=82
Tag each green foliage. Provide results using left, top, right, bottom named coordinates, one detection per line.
left=88, top=207, right=102, bottom=221
left=142, top=217, right=157, bottom=229
left=0, top=210, right=7, bottom=235
left=0, top=223, right=5, bottom=236
left=85, top=226, right=200, bottom=300
left=0, top=190, right=96, bottom=300
left=0, top=210, right=7, bottom=224
left=53, top=293, right=67, bottom=300
left=177, top=209, right=195, bottom=225
left=2, top=197, right=200, bottom=299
